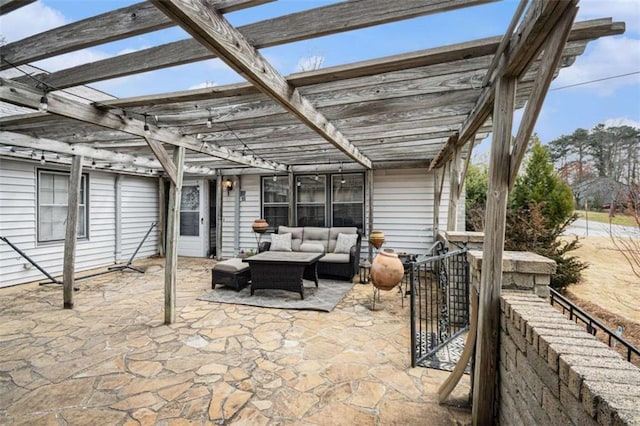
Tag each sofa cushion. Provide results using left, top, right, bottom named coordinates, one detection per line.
left=319, top=253, right=350, bottom=264
left=334, top=233, right=358, bottom=253
left=302, top=227, right=330, bottom=252
left=278, top=226, right=303, bottom=251
left=270, top=232, right=292, bottom=252
left=328, top=227, right=358, bottom=252
left=300, top=242, right=325, bottom=253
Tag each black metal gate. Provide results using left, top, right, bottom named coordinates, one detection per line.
left=410, top=242, right=470, bottom=368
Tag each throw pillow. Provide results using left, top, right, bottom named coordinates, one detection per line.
left=270, top=233, right=292, bottom=252
left=334, top=233, right=358, bottom=254
left=300, top=242, right=325, bottom=253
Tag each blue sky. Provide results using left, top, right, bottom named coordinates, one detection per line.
left=1, top=0, right=639, bottom=148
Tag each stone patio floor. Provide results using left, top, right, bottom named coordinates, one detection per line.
left=0, top=256, right=471, bottom=425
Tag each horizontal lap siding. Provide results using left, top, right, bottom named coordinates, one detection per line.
left=221, top=176, right=236, bottom=258
left=74, top=172, right=115, bottom=269
left=120, top=176, right=159, bottom=262
left=239, top=175, right=260, bottom=255
left=0, top=161, right=121, bottom=287
left=372, top=167, right=450, bottom=255
left=216, top=168, right=452, bottom=259
left=220, top=175, right=260, bottom=259
left=0, top=160, right=38, bottom=286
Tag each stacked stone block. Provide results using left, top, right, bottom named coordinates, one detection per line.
left=468, top=250, right=555, bottom=298
left=499, top=292, right=640, bottom=425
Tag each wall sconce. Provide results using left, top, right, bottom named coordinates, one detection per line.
left=223, top=178, right=234, bottom=195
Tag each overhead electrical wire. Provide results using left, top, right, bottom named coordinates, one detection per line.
left=550, top=70, right=640, bottom=91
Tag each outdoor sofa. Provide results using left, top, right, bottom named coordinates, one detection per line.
left=258, top=226, right=361, bottom=280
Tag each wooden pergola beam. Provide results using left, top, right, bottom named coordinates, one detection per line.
left=0, top=0, right=35, bottom=15
left=63, top=154, right=83, bottom=310
left=0, top=131, right=214, bottom=175
left=150, top=0, right=372, bottom=169
left=472, top=73, right=516, bottom=426
left=472, top=2, right=580, bottom=424
left=449, top=16, right=622, bottom=158
left=12, top=0, right=497, bottom=91
left=0, top=78, right=287, bottom=172
left=0, top=0, right=272, bottom=70
left=509, top=5, right=577, bottom=187
left=164, top=146, right=185, bottom=324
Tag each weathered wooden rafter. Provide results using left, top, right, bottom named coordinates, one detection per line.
left=434, top=17, right=624, bottom=166
left=0, top=131, right=214, bottom=174
left=469, top=2, right=583, bottom=424
left=0, top=0, right=623, bottom=176
left=0, top=78, right=287, bottom=171
left=11, top=0, right=496, bottom=91
left=0, top=0, right=272, bottom=71
left=0, top=0, right=35, bottom=15
left=509, top=5, right=578, bottom=187
left=149, top=0, right=372, bottom=169
left=103, top=39, right=499, bottom=109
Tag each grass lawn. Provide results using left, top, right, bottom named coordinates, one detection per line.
left=575, top=210, right=637, bottom=227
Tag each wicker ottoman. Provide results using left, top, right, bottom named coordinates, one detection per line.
left=211, top=258, right=251, bottom=291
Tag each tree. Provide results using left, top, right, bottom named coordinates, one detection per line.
left=510, top=136, right=574, bottom=228
left=548, top=128, right=590, bottom=185
left=506, top=137, right=585, bottom=290
left=465, top=136, right=587, bottom=290
left=464, top=163, right=488, bottom=231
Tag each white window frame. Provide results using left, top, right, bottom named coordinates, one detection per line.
left=296, top=175, right=327, bottom=227
left=262, top=176, right=290, bottom=231
left=37, top=169, right=88, bottom=243
left=330, top=173, right=364, bottom=229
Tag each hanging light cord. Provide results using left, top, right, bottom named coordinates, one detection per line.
left=1, top=57, right=276, bottom=167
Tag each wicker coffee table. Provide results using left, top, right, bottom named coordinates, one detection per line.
left=244, top=251, right=323, bottom=299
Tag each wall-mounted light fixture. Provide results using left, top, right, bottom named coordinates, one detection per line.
left=223, top=178, right=234, bottom=196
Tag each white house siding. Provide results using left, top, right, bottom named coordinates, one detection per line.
left=371, top=167, right=451, bottom=255
left=215, top=167, right=457, bottom=260
left=120, top=176, right=159, bottom=262
left=0, top=159, right=159, bottom=288
left=0, top=159, right=38, bottom=287
left=220, top=175, right=260, bottom=259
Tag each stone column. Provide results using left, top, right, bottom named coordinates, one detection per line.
left=438, top=230, right=485, bottom=251
left=468, top=250, right=556, bottom=298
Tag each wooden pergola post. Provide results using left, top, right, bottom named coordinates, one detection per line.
left=215, top=175, right=223, bottom=260
left=366, top=169, right=373, bottom=261
left=164, top=146, right=185, bottom=324
left=432, top=166, right=445, bottom=240
left=447, top=147, right=461, bottom=231
left=62, top=154, right=83, bottom=309
left=158, top=177, right=166, bottom=257
left=472, top=74, right=516, bottom=425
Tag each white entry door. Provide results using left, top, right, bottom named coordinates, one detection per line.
left=178, top=180, right=207, bottom=257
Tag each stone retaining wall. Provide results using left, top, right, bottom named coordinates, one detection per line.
left=499, top=292, right=640, bottom=425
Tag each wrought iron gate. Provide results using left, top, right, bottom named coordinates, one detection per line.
left=410, top=242, right=470, bottom=368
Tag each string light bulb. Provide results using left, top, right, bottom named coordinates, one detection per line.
left=40, top=151, right=45, bottom=165
left=91, top=159, right=96, bottom=169
left=272, top=175, right=277, bottom=182
left=206, top=109, right=213, bottom=128
left=143, top=114, right=150, bottom=136
left=339, top=163, right=345, bottom=184
left=39, top=94, right=48, bottom=112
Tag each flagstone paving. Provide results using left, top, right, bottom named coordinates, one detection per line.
left=0, top=257, right=471, bottom=425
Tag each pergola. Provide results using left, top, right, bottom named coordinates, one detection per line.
left=0, top=0, right=624, bottom=423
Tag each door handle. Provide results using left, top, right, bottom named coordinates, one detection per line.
left=201, top=218, right=204, bottom=224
